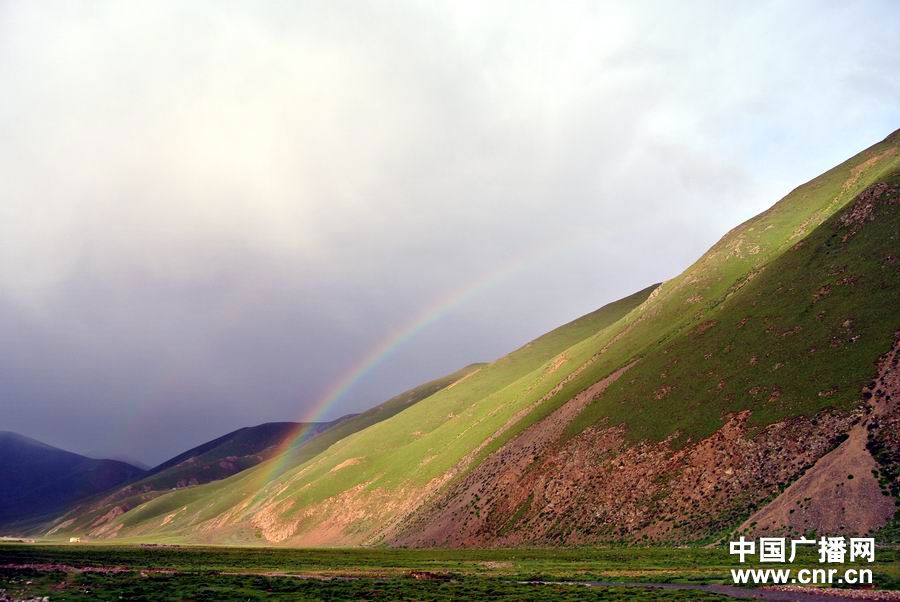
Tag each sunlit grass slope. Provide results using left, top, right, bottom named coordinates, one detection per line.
left=83, top=283, right=658, bottom=543
left=269, top=363, right=488, bottom=480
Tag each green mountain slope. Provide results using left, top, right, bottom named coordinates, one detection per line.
left=395, top=143, right=900, bottom=546
left=394, top=130, right=898, bottom=547
left=49, top=282, right=656, bottom=543
left=540, top=129, right=900, bottom=447
left=577, top=168, right=900, bottom=443
left=49, top=128, right=899, bottom=546
left=270, top=363, right=487, bottom=480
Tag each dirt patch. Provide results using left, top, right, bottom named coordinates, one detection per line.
left=160, top=507, right=185, bottom=527
left=249, top=499, right=299, bottom=543
left=545, top=354, right=568, bottom=375
left=44, top=519, right=75, bottom=537
left=408, top=571, right=454, bottom=581
left=843, top=149, right=897, bottom=192
left=329, top=457, right=363, bottom=473
left=0, top=563, right=176, bottom=576
left=838, top=181, right=900, bottom=242
left=694, top=320, right=718, bottom=336
left=739, top=420, right=892, bottom=537
left=89, top=506, right=124, bottom=529
left=790, top=147, right=896, bottom=242
left=445, top=367, right=481, bottom=390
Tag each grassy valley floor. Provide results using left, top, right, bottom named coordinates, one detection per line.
left=1, top=544, right=897, bottom=600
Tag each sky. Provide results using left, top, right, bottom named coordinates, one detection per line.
left=1, top=1, right=898, bottom=466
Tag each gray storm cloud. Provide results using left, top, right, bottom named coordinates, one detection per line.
left=1, top=0, right=898, bottom=464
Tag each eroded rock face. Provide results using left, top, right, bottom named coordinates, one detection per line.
left=839, top=181, right=899, bottom=231
left=740, top=338, right=898, bottom=538
left=394, top=399, right=860, bottom=546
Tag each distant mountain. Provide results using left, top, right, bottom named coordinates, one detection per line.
left=106, top=456, right=152, bottom=471
left=37, top=421, right=315, bottom=537
left=142, top=421, right=314, bottom=485
left=0, top=432, right=144, bottom=529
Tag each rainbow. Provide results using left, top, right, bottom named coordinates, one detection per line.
left=258, top=240, right=571, bottom=483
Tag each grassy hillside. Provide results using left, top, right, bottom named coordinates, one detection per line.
left=574, top=168, right=900, bottom=444
left=538, top=129, right=900, bottom=447
left=50, top=129, right=899, bottom=546
left=392, top=150, right=899, bottom=547
left=58, top=282, right=656, bottom=543
left=269, top=363, right=487, bottom=480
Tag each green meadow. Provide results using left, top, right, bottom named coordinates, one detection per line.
left=2, top=543, right=898, bottom=600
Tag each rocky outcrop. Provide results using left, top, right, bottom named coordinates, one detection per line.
left=740, top=337, right=898, bottom=538
left=397, top=404, right=860, bottom=546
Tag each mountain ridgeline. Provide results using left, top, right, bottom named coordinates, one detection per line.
left=0, top=432, right=145, bottom=529
left=36, top=129, right=900, bottom=545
